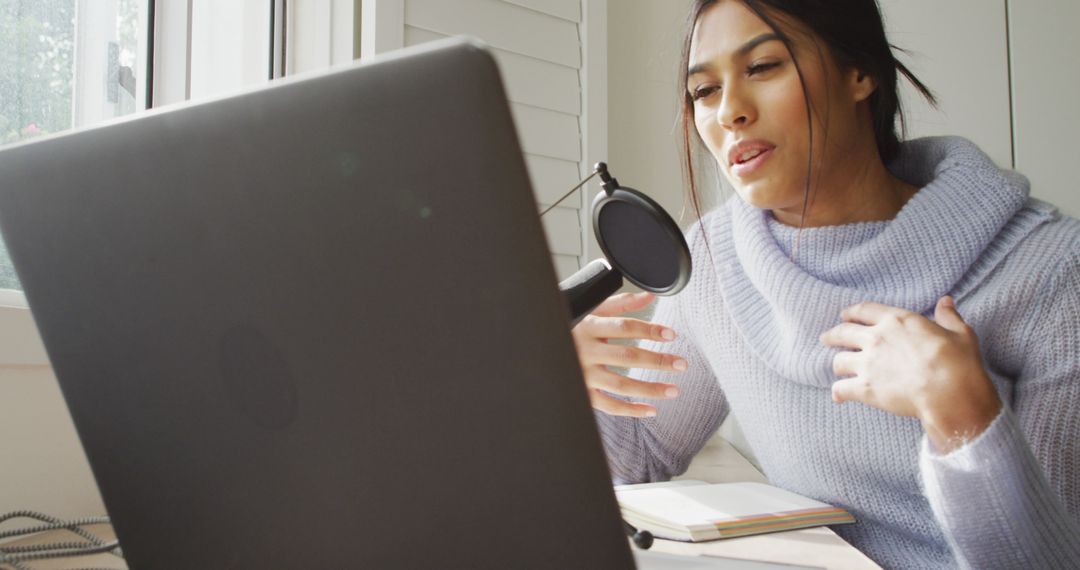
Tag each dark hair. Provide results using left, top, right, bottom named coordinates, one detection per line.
left=678, top=0, right=938, bottom=242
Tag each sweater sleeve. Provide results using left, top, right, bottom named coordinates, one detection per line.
left=918, top=247, right=1080, bottom=569
left=594, top=291, right=729, bottom=485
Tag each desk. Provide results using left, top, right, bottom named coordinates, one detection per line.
left=1, top=437, right=880, bottom=570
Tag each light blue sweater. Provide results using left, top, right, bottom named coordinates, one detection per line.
left=596, top=136, right=1080, bottom=569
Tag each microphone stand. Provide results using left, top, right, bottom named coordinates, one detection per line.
left=541, top=164, right=656, bottom=550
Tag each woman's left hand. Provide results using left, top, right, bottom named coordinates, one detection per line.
left=820, top=296, right=1002, bottom=453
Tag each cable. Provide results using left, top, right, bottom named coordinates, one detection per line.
left=0, top=511, right=123, bottom=569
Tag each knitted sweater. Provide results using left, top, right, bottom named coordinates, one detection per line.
left=596, top=136, right=1080, bottom=569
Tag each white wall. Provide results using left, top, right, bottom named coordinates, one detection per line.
left=1008, top=1, right=1080, bottom=218
left=607, top=0, right=693, bottom=228
left=0, top=366, right=106, bottom=517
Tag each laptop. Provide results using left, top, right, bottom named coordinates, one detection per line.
left=0, top=37, right=797, bottom=569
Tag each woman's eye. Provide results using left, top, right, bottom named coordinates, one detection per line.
left=692, top=62, right=781, bottom=101
left=692, top=85, right=719, bottom=101
left=747, top=61, right=780, bottom=75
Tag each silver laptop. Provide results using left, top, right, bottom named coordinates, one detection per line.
left=0, top=36, right=795, bottom=569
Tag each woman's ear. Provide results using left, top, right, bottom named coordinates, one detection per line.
left=849, top=69, right=877, bottom=103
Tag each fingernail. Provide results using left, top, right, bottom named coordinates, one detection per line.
left=645, top=410, right=657, bottom=418
left=665, top=386, right=680, bottom=398
left=673, top=359, right=688, bottom=371
left=661, top=328, right=676, bottom=340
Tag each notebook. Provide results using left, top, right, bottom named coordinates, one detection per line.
left=615, top=480, right=856, bottom=542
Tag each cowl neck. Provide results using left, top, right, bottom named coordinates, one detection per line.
left=708, top=136, right=1056, bottom=387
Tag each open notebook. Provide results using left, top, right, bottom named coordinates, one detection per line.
left=615, top=480, right=855, bottom=542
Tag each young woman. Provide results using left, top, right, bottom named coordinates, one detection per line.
left=574, top=1, right=1080, bottom=567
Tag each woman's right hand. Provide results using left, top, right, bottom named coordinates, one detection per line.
left=571, top=291, right=687, bottom=418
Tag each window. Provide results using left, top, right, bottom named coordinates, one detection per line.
left=0, top=0, right=151, bottom=292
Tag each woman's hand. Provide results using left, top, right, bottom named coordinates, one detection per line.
left=820, top=296, right=1002, bottom=453
left=572, top=291, right=686, bottom=418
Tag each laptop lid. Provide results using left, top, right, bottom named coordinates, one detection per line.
left=0, top=38, right=634, bottom=568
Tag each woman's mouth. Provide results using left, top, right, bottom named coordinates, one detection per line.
left=731, top=147, right=775, bottom=178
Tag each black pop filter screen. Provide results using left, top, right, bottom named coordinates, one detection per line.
left=597, top=201, right=680, bottom=290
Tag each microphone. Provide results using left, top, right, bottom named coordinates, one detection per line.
left=542, top=163, right=692, bottom=327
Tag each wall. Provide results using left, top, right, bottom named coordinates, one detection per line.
left=607, top=0, right=693, bottom=227
left=0, top=366, right=106, bottom=517
left=1008, top=1, right=1080, bottom=218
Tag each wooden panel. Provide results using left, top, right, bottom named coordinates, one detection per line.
left=553, top=253, right=582, bottom=281
left=1008, top=1, right=1080, bottom=218
left=404, top=25, right=580, bottom=115
left=503, top=0, right=580, bottom=23
left=878, top=0, right=1012, bottom=169
left=526, top=153, right=583, bottom=207
left=405, top=0, right=581, bottom=68
left=541, top=205, right=582, bottom=256
left=510, top=102, right=581, bottom=162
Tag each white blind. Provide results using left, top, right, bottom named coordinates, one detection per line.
left=387, top=0, right=586, bottom=280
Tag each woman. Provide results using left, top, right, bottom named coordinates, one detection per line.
left=574, top=1, right=1080, bottom=568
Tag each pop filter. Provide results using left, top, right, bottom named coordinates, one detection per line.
left=547, top=163, right=691, bottom=327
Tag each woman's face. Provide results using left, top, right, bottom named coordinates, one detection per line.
left=688, top=0, right=875, bottom=216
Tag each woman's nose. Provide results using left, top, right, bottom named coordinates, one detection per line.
left=717, top=89, right=753, bottom=130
